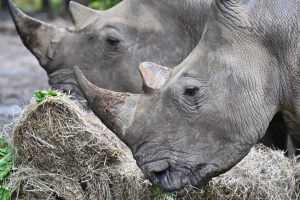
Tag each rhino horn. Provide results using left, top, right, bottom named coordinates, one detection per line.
left=139, top=62, right=172, bottom=93
left=8, top=0, right=65, bottom=67
left=73, top=66, right=139, bottom=144
left=69, top=1, right=100, bottom=29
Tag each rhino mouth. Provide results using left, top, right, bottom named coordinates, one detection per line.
left=140, top=159, right=210, bottom=196
left=151, top=166, right=189, bottom=192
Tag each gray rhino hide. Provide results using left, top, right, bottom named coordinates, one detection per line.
left=73, top=0, right=300, bottom=195
left=9, top=0, right=300, bottom=157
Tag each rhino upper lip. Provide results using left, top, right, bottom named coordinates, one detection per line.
left=138, top=158, right=211, bottom=196
left=153, top=168, right=194, bottom=196
left=133, top=143, right=209, bottom=193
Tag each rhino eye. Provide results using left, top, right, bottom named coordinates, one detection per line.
left=105, top=36, right=120, bottom=46
left=184, top=86, right=199, bottom=97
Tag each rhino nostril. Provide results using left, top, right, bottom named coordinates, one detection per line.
left=146, top=160, right=170, bottom=182
left=150, top=166, right=171, bottom=184
left=154, top=168, right=169, bottom=177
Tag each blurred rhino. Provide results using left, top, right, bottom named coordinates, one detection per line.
left=74, top=0, right=300, bottom=195
left=8, top=0, right=211, bottom=98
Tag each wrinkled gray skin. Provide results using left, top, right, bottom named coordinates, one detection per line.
left=8, top=0, right=210, bottom=97
left=9, top=0, right=297, bottom=153
left=74, top=0, right=300, bottom=196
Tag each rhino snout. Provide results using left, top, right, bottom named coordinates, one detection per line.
left=144, top=160, right=170, bottom=182
left=141, top=159, right=190, bottom=194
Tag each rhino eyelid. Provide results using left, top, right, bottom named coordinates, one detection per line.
left=103, top=25, right=120, bottom=32
left=102, top=26, right=124, bottom=43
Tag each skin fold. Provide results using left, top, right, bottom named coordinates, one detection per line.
left=74, top=0, right=300, bottom=196
left=9, top=0, right=299, bottom=153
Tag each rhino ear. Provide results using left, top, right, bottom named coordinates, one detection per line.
left=139, top=62, right=172, bottom=93
left=69, top=1, right=100, bottom=29
left=8, top=0, right=65, bottom=68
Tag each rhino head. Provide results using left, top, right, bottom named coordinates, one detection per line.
left=73, top=0, right=294, bottom=195
left=9, top=0, right=211, bottom=99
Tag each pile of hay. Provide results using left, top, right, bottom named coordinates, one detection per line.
left=8, top=96, right=300, bottom=200
left=10, top=96, right=149, bottom=200
left=198, top=146, right=300, bottom=200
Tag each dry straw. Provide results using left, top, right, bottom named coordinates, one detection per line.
left=8, top=96, right=300, bottom=200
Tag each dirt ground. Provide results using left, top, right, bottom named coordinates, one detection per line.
left=0, top=10, right=71, bottom=134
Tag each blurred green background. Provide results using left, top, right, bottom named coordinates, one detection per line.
left=0, top=0, right=121, bottom=11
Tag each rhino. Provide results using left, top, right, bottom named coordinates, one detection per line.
left=8, top=0, right=210, bottom=97
left=9, top=0, right=297, bottom=153
left=74, top=0, right=300, bottom=195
